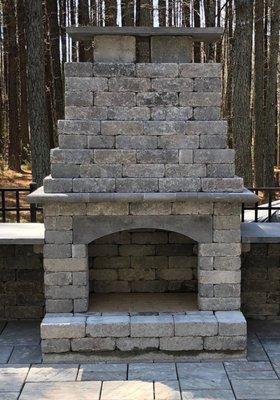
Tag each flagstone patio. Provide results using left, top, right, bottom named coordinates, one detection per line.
left=0, top=319, right=279, bottom=399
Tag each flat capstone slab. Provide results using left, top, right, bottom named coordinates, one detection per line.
left=41, top=311, right=247, bottom=356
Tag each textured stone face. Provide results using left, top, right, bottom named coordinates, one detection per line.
left=44, top=61, right=243, bottom=194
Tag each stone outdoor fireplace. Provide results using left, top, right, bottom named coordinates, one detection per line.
left=29, top=27, right=257, bottom=362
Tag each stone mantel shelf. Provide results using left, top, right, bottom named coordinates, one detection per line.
left=66, top=27, right=223, bottom=42
left=28, top=187, right=258, bottom=204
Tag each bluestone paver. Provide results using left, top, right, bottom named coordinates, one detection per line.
left=9, top=345, right=42, bottom=364
left=154, top=381, right=181, bottom=400
left=26, top=364, right=79, bottom=382
left=78, top=363, right=127, bottom=381
left=128, top=362, right=177, bottom=381
left=101, top=380, right=153, bottom=400
left=231, top=379, right=280, bottom=400
left=0, top=346, right=13, bottom=363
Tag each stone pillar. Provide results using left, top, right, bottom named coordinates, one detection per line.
left=150, top=36, right=192, bottom=63
left=94, top=35, right=136, bottom=63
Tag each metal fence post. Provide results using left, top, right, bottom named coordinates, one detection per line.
left=29, top=182, right=37, bottom=222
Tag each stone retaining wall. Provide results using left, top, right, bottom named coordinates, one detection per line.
left=89, top=230, right=197, bottom=293
left=0, top=244, right=44, bottom=320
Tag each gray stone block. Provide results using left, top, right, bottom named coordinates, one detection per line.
left=45, top=285, right=88, bottom=299
left=151, top=78, right=193, bottom=92
left=88, top=136, right=115, bottom=149
left=179, top=63, right=221, bottom=78
left=116, top=136, right=157, bottom=149
left=58, top=120, right=100, bottom=135
left=151, top=107, right=166, bottom=121
left=207, top=164, right=235, bottom=178
left=65, top=90, right=93, bottom=107
left=94, top=35, right=136, bottom=63
left=73, top=272, right=88, bottom=286
left=215, top=311, right=246, bottom=336
left=72, top=244, right=87, bottom=258
left=74, top=298, right=88, bottom=313
left=130, top=202, right=171, bottom=215
left=198, top=283, right=214, bottom=297
left=80, top=164, right=122, bottom=178
left=137, top=150, right=178, bottom=164
left=65, top=106, right=107, bottom=120
left=116, top=338, right=159, bottom=351
left=86, top=315, right=130, bottom=337
left=94, top=149, right=136, bottom=163
left=87, top=202, right=129, bottom=215
left=44, top=216, right=73, bottom=231
left=199, top=135, right=227, bottom=149
left=202, top=178, right=244, bottom=192
left=131, top=315, right=174, bottom=337
left=44, top=176, right=73, bottom=193
left=65, top=77, right=108, bottom=92
left=41, top=338, right=70, bottom=353
left=45, top=231, right=73, bottom=244
left=116, top=178, right=159, bottom=192
left=165, top=107, right=193, bottom=121
left=136, top=63, right=179, bottom=78
left=204, top=335, right=246, bottom=351
left=179, top=92, right=221, bottom=107
left=165, top=164, right=206, bottom=177
left=137, top=92, right=178, bottom=106
left=213, top=257, right=241, bottom=271
left=144, top=121, right=186, bottom=135
left=194, top=107, right=220, bottom=121
left=65, top=62, right=92, bottom=77
left=51, top=148, right=94, bottom=164
left=199, top=297, right=241, bottom=311
left=174, top=313, right=218, bottom=336
left=199, top=270, right=241, bottom=284
left=186, top=121, right=228, bottom=135
left=214, top=215, right=240, bottom=230
left=108, top=77, right=150, bottom=92
left=71, top=337, right=115, bottom=351
left=44, top=244, right=72, bottom=259
left=44, top=272, right=72, bottom=286
left=95, top=92, right=136, bottom=107
left=199, top=243, right=241, bottom=257
left=73, top=178, right=115, bottom=193
left=214, top=283, right=240, bottom=297
left=51, top=164, right=80, bottom=178
left=151, top=36, right=192, bottom=63
left=59, top=135, right=88, bottom=149
left=123, top=164, right=164, bottom=178
left=41, top=316, right=86, bottom=339
left=194, top=77, right=221, bottom=92
left=194, top=149, right=235, bottom=164
left=159, top=178, right=201, bottom=192
left=213, top=230, right=240, bottom=243
left=179, top=150, right=194, bottom=163
left=108, top=106, right=150, bottom=121
left=93, top=63, right=135, bottom=77
left=101, top=120, right=144, bottom=135
left=45, top=299, right=73, bottom=313
left=160, top=337, right=203, bottom=351
left=158, top=135, right=199, bottom=149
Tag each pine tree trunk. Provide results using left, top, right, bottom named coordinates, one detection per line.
left=182, top=0, right=190, bottom=27
left=204, top=0, right=216, bottom=61
left=232, top=0, right=253, bottom=186
left=216, top=0, right=222, bottom=61
left=264, top=0, right=280, bottom=186
left=3, top=0, right=21, bottom=171
left=78, top=0, right=93, bottom=61
left=24, top=0, right=50, bottom=186
left=0, top=4, right=7, bottom=158
left=136, top=0, right=152, bottom=61
left=70, top=0, right=77, bottom=61
left=105, top=0, right=118, bottom=25
left=254, top=0, right=265, bottom=186
left=46, top=0, right=65, bottom=122
left=158, top=0, right=166, bottom=26
left=193, top=0, right=201, bottom=62
left=59, top=0, right=67, bottom=64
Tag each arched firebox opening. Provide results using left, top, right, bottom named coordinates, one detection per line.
left=87, top=228, right=198, bottom=313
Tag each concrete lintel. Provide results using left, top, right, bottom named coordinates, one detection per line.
left=28, top=187, right=258, bottom=204
left=73, top=215, right=212, bottom=244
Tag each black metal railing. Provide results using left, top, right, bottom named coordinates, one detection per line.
left=242, top=187, right=280, bottom=222
left=0, top=182, right=42, bottom=223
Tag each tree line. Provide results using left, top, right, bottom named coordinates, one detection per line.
left=0, top=0, right=279, bottom=187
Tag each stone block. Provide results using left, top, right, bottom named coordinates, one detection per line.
left=87, top=202, right=129, bottom=216
left=199, top=135, right=227, bottom=149
left=45, top=299, right=73, bottom=313
left=214, top=202, right=241, bottom=216
left=178, top=150, right=194, bottom=163
left=44, top=258, right=87, bottom=272
left=74, top=298, right=88, bottom=313
left=165, top=164, right=205, bottom=178
left=160, top=337, right=203, bottom=351
left=198, top=283, right=214, bottom=297
left=214, top=283, right=240, bottom=298
left=94, top=35, right=136, bottom=62
left=137, top=92, right=178, bottom=106
left=58, top=120, right=100, bottom=135
left=136, top=63, right=179, bottom=78
left=116, top=136, right=157, bottom=149
left=123, top=164, right=164, bottom=178
left=93, top=63, right=135, bottom=77
left=94, top=149, right=136, bottom=164
left=151, top=36, right=192, bottom=62
left=93, top=280, right=130, bottom=293
left=157, top=268, right=192, bottom=280
left=65, top=90, right=93, bottom=107
left=151, top=78, right=193, bottom=92
left=65, top=77, right=108, bottom=92
left=194, top=149, right=234, bottom=164
left=86, top=315, right=130, bottom=337
left=65, top=106, right=107, bottom=120
left=207, top=164, right=235, bottom=178
left=199, top=244, right=241, bottom=258
left=199, top=297, right=241, bottom=311
left=172, top=201, right=213, bottom=215
left=73, top=272, right=88, bottom=286
left=44, top=216, right=73, bottom=231
left=130, top=202, right=171, bottom=215
left=71, top=337, right=115, bottom=351
left=118, top=268, right=155, bottom=281
left=204, top=335, right=246, bottom=351
left=95, top=92, right=136, bottom=107
left=41, top=316, right=86, bottom=339
left=194, top=78, right=221, bottom=92
left=137, top=150, right=178, bottom=164
left=45, top=272, right=72, bottom=286
left=131, top=315, right=174, bottom=337
left=186, top=121, right=227, bottom=136
left=90, top=269, right=118, bottom=281
left=165, top=107, right=193, bottom=121
left=116, top=338, right=159, bottom=351
left=213, top=257, right=241, bottom=271
left=202, top=178, right=244, bottom=193
left=179, top=63, right=221, bottom=78
left=45, top=231, right=73, bottom=244
left=72, top=178, right=115, bottom=193
left=159, top=178, right=201, bottom=192
left=101, top=120, right=144, bottom=136
left=116, top=178, right=158, bottom=192
left=44, top=245, right=72, bottom=259
left=72, top=245, right=87, bottom=258
left=199, top=270, right=241, bottom=284
left=213, top=230, right=240, bottom=243
left=144, top=121, right=186, bottom=135
left=89, top=244, right=118, bottom=256
left=174, top=313, right=218, bottom=336
left=198, top=256, right=213, bottom=270
left=119, top=244, right=155, bottom=256
left=214, top=215, right=241, bottom=230
left=80, top=164, right=122, bottom=178
left=108, top=106, right=150, bottom=121
left=88, top=136, right=115, bottom=149
left=179, top=92, right=221, bottom=107
left=41, top=339, right=70, bottom=353
left=108, top=77, right=150, bottom=92
left=215, top=311, right=246, bottom=336
left=159, top=135, right=198, bottom=150
left=51, top=164, right=80, bottom=178
left=132, top=231, right=168, bottom=244
left=64, top=62, right=92, bottom=77
left=44, top=177, right=73, bottom=193
left=45, top=285, right=88, bottom=299
left=151, top=107, right=166, bottom=120
left=51, top=148, right=94, bottom=164
left=194, top=107, right=220, bottom=121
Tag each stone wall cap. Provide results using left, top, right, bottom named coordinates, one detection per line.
left=28, top=186, right=258, bottom=204
left=66, top=27, right=223, bottom=42
left=241, top=222, right=280, bottom=243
